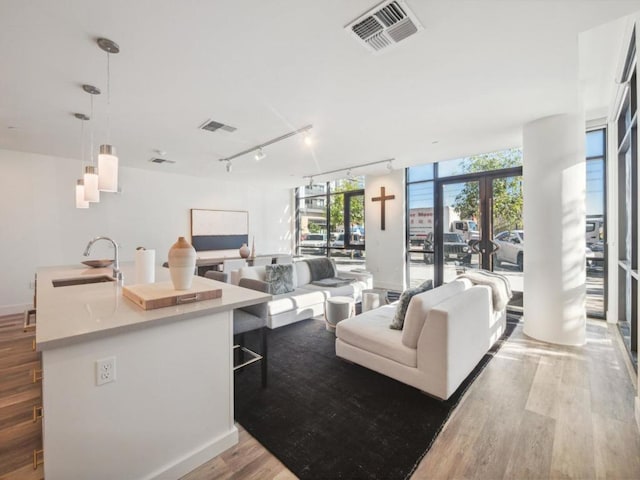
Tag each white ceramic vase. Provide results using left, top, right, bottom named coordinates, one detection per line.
left=239, top=243, right=250, bottom=259
left=168, top=236, right=196, bottom=290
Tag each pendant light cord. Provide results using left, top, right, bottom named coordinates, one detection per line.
left=90, top=95, right=95, bottom=165
left=80, top=117, right=85, bottom=173
left=106, top=52, right=111, bottom=142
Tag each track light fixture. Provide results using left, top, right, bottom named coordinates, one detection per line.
left=254, top=148, right=266, bottom=161
left=226, top=161, right=232, bottom=173
left=218, top=124, right=313, bottom=165
left=303, top=158, right=395, bottom=184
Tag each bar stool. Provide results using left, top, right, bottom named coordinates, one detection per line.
left=205, top=271, right=268, bottom=387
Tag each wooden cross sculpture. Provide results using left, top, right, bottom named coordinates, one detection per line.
left=371, top=186, right=395, bottom=230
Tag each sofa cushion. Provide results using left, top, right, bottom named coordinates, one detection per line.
left=294, top=261, right=311, bottom=287
left=389, top=280, right=433, bottom=330
left=265, top=264, right=294, bottom=295
left=238, top=266, right=266, bottom=282
left=401, top=280, right=469, bottom=349
left=268, top=288, right=326, bottom=316
left=305, top=257, right=337, bottom=281
left=337, top=305, right=417, bottom=367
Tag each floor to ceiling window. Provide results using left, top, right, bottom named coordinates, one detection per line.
left=615, top=30, right=638, bottom=367
left=585, top=128, right=607, bottom=319
left=407, top=165, right=435, bottom=288
left=295, top=177, right=366, bottom=273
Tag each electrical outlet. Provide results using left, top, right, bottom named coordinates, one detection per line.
left=95, top=356, right=116, bottom=386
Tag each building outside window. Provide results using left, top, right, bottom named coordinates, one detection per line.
left=295, top=176, right=366, bottom=274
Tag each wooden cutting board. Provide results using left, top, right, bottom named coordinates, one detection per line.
left=123, top=279, right=222, bottom=310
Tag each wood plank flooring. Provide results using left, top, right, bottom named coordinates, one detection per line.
left=0, top=314, right=43, bottom=480
left=2, top=313, right=638, bottom=479
left=413, top=321, right=640, bottom=480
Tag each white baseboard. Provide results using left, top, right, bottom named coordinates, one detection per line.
left=0, top=303, right=31, bottom=316
left=147, top=426, right=239, bottom=480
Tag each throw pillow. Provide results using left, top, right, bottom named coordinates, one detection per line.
left=264, top=264, right=294, bottom=295
left=389, top=280, right=433, bottom=330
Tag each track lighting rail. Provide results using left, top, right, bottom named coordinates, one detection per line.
left=302, top=158, right=394, bottom=182
left=218, top=124, right=313, bottom=163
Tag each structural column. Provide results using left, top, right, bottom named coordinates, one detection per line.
left=523, top=113, right=586, bottom=346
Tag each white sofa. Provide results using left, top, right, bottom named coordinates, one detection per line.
left=335, top=279, right=506, bottom=400
left=237, top=259, right=372, bottom=329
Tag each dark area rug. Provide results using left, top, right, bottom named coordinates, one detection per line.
left=235, top=314, right=518, bottom=480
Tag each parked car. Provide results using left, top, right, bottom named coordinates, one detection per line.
left=586, top=240, right=604, bottom=259
left=300, top=233, right=327, bottom=254
left=331, top=232, right=364, bottom=257
left=423, top=233, right=472, bottom=264
left=331, top=232, right=364, bottom=247
left=494, top=230, right=524, bottom=270
left=586, top=242, right=602, bottom=270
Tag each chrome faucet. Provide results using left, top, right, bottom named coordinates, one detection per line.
left=84, top=236, right=123, bottom=284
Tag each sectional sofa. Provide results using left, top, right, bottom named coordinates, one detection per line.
left=336, top=278, right=507, bottom=400
left=236, top=258, right=372, bottom=329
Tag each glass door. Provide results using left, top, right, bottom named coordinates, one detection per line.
left=329, top=190, right=366, bottom=269
left=436, top=180, right=482, bottom=284
left=435, top=169, right=523, bottom=309
left=491, top=174, right=524, bottom=310
left=345, top=192, right=365, bottom=259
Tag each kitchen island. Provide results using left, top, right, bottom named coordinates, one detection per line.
left=35, top=264, right=270, bottom=480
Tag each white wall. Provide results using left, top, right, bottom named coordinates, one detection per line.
left=365, top=170, right=405, bottom=292
left=0, top=149, right=293, bottom=312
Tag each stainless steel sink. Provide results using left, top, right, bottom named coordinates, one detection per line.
left=52, top=275, right=116, bottom=287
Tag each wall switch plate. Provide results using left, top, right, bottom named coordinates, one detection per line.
left=96, top=357, right=116, bottom=386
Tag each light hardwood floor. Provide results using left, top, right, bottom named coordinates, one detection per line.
left=2, top=314, right=638, bottom=480
left=413, top=320, right=640, bottom=480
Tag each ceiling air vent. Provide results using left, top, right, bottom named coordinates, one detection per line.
left=149, top=157, right=175, bottom=164
left=199, top=119, right=237, bottom=133
left=345, top=0, right=423, bottom=54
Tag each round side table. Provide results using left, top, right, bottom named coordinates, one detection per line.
left=361, top=288, right=389, bottom=312
left=325, top=296, right=355, bottom=333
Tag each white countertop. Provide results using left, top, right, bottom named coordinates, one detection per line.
left=35, top=263, right=271, bottom=351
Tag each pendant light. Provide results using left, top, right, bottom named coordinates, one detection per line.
left=82, top=84, right=101, bottom=203
left=75, top=113, right=89, bottom=208
left=76, top=179, right=89, bottom=209
left=84, top=165, right=100, bottom=202
left=97, top=38, right=120, bottom=192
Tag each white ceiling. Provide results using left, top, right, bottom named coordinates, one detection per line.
left=0, top=0, right=638, bottom=187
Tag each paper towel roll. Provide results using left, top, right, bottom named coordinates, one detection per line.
left=135, top=249, right=155, bottom=284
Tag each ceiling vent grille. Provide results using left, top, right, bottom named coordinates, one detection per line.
left=149, top=157, right=175, bottom=164
left=345, top=0, right=423, bottom=54
left=199, top=119, right=237, bottom=133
